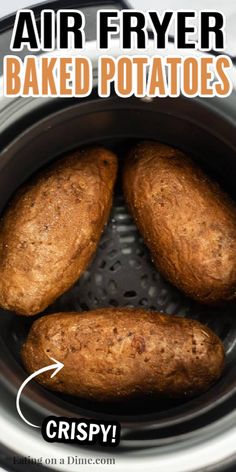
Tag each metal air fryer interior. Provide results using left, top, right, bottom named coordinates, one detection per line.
left=1, top=94, right=236, bottom=447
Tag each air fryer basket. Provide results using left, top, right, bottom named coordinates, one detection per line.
left=1, top=93, right=236, bottom=457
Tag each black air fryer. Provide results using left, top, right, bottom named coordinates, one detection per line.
left=0, top=1, right=236, bottom=471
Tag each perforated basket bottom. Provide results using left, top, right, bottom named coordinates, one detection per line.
left=49, top=194, right=191, bottom=314
left=6, top=193, right=236, bottom=418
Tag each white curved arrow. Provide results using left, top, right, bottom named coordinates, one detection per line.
left=16, top=357, right=64, bottom=428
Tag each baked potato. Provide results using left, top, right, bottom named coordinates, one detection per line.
left=123, top=141, right=236, bottom=305
left=0, top=147, right=117, bottom=315
left=21, top=308, right=225, bottom=401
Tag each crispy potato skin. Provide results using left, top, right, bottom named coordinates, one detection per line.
left=21, top=308, right=225, bottom=401
left=123, top=141, right=236, bottom=305
left=0, top=147, right=117, bottom=315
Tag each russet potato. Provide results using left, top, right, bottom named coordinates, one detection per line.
left=123, top=141, right=236, bottom=305
left=21, top=308, right=225, bottom=401
left=0, top=147, right=117, bottom=315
